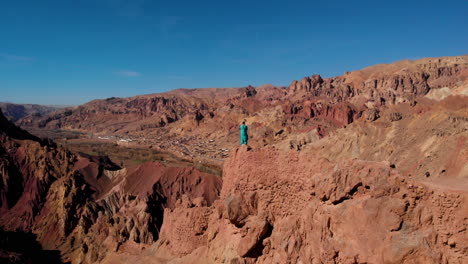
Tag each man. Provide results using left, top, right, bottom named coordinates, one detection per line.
left=240, top=121, right=248, bottom=145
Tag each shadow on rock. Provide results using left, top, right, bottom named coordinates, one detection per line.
left=0, top=228, right=68, bottom=264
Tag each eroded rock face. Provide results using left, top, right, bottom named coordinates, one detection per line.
left=363, top=108, right=380, bottom=121
left=0, top=110, right=222, bottom=263
left=147, top=93, right=467, bottom=263
left=153, top=145, right=467, bottom=264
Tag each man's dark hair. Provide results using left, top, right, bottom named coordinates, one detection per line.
left=242, top=121, right=245, bottom=125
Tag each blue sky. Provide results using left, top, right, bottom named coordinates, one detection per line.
left=1, top=0, right=467, bottom=105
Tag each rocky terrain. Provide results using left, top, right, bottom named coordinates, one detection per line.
left=19, top=56, right=468, bottom=165
left=1, top=55, right=467, bottom=263
left=0, top=110, right=221, bottom=263
left=100, top=90, right=467, bottom=264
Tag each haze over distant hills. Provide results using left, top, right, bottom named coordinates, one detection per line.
left=0, top=102, right=63, bottom=122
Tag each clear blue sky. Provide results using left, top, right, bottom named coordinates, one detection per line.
left=1, top=0, right=467, bottom=105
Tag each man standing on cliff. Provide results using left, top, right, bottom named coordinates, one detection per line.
left=240, top=121, right=248, bottom=145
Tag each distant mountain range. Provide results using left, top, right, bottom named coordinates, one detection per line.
left=0, top=102, right=63, bottom=122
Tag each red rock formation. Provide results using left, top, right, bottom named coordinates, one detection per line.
left=0, top=110, right=222, bottom=263
left=2, top=55, right=467, bottom=264
left=152, top=143, right=467, bottom=263
left=17, top=56, right=467, bottom=164
left=133, top=94, right=467, bottom=264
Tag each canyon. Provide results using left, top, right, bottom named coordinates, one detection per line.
left=1, top=55, right=467, bottom=263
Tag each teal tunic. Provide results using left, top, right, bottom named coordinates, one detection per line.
left=240, top=124, right=248, bottom=145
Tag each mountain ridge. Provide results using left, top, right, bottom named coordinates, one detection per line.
left=18, top=55, right=468, bottom=166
